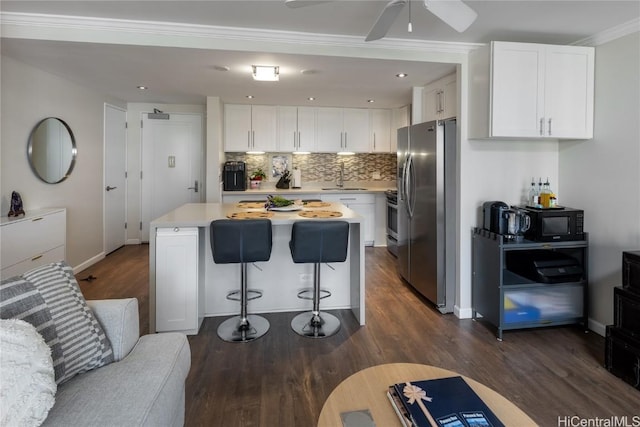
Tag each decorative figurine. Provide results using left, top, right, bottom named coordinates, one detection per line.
left=8, top=191, right=25, bottom=217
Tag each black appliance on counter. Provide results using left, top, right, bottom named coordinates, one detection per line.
left=521, top=206, right=585, bottom=242
left=483, top=201, right=509, bottom=235
left=223, top=161, right=246, bottom=191
left=606, top=250, right=640, bottom=390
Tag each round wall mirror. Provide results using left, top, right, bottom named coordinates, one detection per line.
left=27, top=117, right=77, bottom=184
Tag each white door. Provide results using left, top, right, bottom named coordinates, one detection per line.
left=104, top=104, right=127, bottom=254
left=141, top=113, right=203, bottom=242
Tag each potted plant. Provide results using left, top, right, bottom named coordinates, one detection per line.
left=249, top=169, right=267, bottom=189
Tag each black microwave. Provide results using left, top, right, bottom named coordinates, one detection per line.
left=522, top=206, right=585, bottom=242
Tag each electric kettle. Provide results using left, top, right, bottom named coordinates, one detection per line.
left=502, top=208, right=531, bottom=240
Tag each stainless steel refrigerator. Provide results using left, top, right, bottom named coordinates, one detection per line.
left=397, top=119, right=456, bottom=313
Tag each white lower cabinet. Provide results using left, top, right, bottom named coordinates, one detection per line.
left=321, top=193, right=375, bottom=246
left=155, top=227, right=203, bottom=334
left=1, top=208, right=66, bottom=279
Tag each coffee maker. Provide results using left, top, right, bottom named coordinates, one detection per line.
left=483, top=201, right=509, bottom=234
left=223, top=161, right=246, bottom=191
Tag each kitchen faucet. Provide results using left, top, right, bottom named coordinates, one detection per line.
left=337, top=161, right=344, bottom=187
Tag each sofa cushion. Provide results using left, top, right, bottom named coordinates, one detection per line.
left=0, top=275, right=65, bottom=381
left=42, top=332, right=191, bottom=427
left=0, top=318, right=57, bottom=427
left=22, top=262, right=114, bottom=384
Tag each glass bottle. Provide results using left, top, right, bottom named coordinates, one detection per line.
left=540, top=178, right=551, bottom=208
left=528, top=178, right=538, bottom=207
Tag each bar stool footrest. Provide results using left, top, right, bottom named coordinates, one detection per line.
left=296, top=288, right=332, bottom=301
left=226, top=289, right=263, bottom=302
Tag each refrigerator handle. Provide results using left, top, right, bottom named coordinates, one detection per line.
left=400, top=156, right=408, bottom=205
left=405, top=154, right=415, bottom=218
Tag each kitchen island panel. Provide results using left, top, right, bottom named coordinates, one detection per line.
left=149, top=203, right=364, bottom=334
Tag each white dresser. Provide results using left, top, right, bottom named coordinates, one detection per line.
left=1, top=208, right=66, bottom=280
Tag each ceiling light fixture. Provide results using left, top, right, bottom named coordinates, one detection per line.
left=367, top=99, right=375, bottom=103
left=396, top=73, right=408, bottom=78
left=137, top=85, right=147, bottom=90
left=307, top=97, right=315, bottom=101
left=246, top=95, right=255, bottom=99
left=252, top=65, right=279, bottom=81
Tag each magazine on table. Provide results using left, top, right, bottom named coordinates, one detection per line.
left=388, top=376, right=505, bottom=427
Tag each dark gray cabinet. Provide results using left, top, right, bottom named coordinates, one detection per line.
left=472, top=228, right=588, bottom=340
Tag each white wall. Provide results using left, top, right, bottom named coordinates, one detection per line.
left=458, top=136, right=559, bottom=316
left=125, top=103, right=205, bottom=243
left=1, top=55, right=125, bottom=271
left=559, top=32, right=640, bottom=334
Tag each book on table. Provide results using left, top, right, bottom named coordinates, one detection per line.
left=387, top=376, right=505, bottom=427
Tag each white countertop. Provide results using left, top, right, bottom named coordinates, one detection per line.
left=150, top=202, right=363, bottom=228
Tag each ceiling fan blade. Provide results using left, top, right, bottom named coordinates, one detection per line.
left=424, top=0, right=477, bottom=32
left=285, top=0, right=332, bottom=8
left=365, top=0, right=408, bottom=42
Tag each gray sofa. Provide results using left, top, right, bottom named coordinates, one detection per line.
left=43, top=298, right=191, bottom=426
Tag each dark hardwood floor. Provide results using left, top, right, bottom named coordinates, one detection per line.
left=77, top=245, right=640, bottom=426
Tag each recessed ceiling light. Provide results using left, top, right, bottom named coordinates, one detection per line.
left=213, top=65, right=230, bottom=72
left=367, top=99, right=375, bottom=103
left=307, top=97, right=315, bottom=101
left=300, top=69, right=318, bottom=75
left=137, top=85, right=147, bottom=90
left=396, top=73, right=408, bottom=78
left=246, top=95, right=255, bottom=99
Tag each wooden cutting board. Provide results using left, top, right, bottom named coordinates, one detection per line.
left=298, top=210, right=343, bottom=218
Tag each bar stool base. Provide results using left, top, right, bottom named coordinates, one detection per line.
left=291, top=312, right=340, bottom=338
left=217, top=315, right=270, bottom=343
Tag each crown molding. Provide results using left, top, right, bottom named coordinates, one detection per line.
left=0, top=12, right=483, bottom=56
left=573, top=17, right=640, bottom=46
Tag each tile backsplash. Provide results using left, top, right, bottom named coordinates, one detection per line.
left=225, top=152, right=397, bottom=182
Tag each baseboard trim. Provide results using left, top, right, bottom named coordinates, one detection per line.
left=588, top=318, right=606, bottom=337
left=455, top=305, right=473, bottom=319
left=73, top=252, right=105, bottom=274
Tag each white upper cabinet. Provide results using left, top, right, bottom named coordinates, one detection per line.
left=277, top=106, right=316, bottom=152
left=369, top=109, right=391, bottom=153
left=224, top=104, right=277, bottom=152
left=316, top=107, right=370, bottom=153
left=469, top=41, right=594, bottom=139
left=422, top=73, right=457, bottom=123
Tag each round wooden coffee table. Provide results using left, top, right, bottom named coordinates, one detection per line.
left=318, top=363, right=537, bottom=426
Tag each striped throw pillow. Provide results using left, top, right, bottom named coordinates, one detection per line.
left=22, top=262, right=114, bottom=384
left=0, top=276, right=66, bottom=381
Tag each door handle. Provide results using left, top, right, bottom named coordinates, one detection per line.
left=105, top=186, right=117, bottom=191
left=187, top=180, right=199, bottom=193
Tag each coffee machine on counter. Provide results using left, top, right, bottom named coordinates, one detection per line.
left=482, top=201, right=530, bottom=240
left=223, top=161, right=246, bottom=191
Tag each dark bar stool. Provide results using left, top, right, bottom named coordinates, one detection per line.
left=210, top=219, right=272, bottom=342
left=289, top=220, right=349, bottom=338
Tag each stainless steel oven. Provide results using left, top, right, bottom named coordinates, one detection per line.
left=385, top=190, right=398, bottom=256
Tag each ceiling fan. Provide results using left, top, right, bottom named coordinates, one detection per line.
left=285, top=0, right=477, bottom=42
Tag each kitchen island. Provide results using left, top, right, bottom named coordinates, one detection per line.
left=149, top=202, right=364, bottom=335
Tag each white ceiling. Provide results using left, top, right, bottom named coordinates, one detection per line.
left=1, top=0, right=639, bottom=108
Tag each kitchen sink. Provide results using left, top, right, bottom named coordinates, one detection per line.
left=321, top=187, right=367, bottom=191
